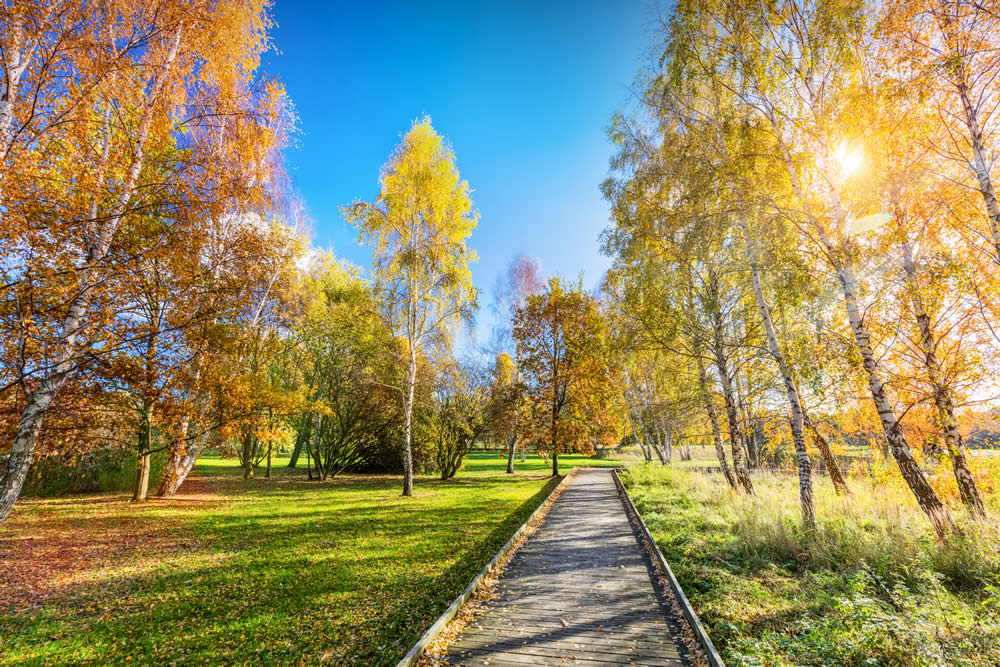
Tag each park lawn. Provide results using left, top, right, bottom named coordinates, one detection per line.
left=622, top=463, right=1000, bottom=666
left=0, top=451, right=619, bottom=666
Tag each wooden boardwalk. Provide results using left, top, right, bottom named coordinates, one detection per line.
left=444, top=468, right=691, bottom=666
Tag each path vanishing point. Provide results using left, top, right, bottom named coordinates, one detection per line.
left=444, top=468, right=694, bottom=666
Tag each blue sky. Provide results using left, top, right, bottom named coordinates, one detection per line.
left=264, top=0, right=656, bottom=346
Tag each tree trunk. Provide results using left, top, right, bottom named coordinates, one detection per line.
left=710, top=299, right=754, bottom=495
left=401, top=345, right=417, bottom=496
left=649, top=424, right=667, bottom=465
left=732, top=368, right=757, bottom=468
left=158, top=412, right=191, bottom=497
left=696, top=353, right=736, bottom=489
left=901, top=241, right=986, bottom=516
left=625, top=387, right=652, bottom=462
left=838, top=263, right=951, bottom=536
left=0, top=378, right=61, bottom=523
left=0, top=13, right=31, bottom=170
left=742, top=223, right=813, bottom=522
left=506, top=408, right=517, bottom=474
left=947, top=43, right=1000, bottom=265
left=243, top=432, right=255, bottom=480
left=803, top=413, right=850, bottom=495
left=266, top=441, right=272, bottom=479
left=158, top=421, right=211, bottom=497
left=658, top=405, right=675, bottom=464
left=289, top=416, right=310, bottom=468
left=159, top=449, right=199, bottom=496
left=552, top=451, right=559, bottom=477
left=132, top=402, right=154, bottom=502
left=133, top=453, right=151, bottom=502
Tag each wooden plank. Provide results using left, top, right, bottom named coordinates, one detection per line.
left=452, top=633, right=684, bottom=659
left=448, top=644, right=682, bottom=667
left=451, top=635, right=680, bottom=658
left=454, top=636, right=677, bottom=659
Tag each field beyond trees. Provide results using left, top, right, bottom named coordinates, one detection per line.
left=0, top=452, right=619, bottom=666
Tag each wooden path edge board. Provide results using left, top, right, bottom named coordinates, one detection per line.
left=396, top=468, right=580, bottom=667
left=612, top=468, right=726, bottom=667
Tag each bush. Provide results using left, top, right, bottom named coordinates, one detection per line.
left=21, top=448, right=167, bottom=497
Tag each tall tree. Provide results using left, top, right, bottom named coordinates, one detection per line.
left=347, top=117, right=479, bottom=496
left=514, top=278, right=620, bottom=476
left=0, top=0, right=285, bottom=524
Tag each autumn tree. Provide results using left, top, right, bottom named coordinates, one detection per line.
left=646, top=0, right=957, bottom=534
left=346, top=117, right=478, bottom=496
left=514, top=278, right=620, bottom=476
left=0, top=0, right=287, bottom=524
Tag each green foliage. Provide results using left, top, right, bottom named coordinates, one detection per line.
left=22, top=449, right=167, bottom=497
left=431, top=361, right=489, bottom=480
left=291, top=253, right=400, bottom=478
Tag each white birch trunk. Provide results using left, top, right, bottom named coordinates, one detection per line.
left=401, top=343, right=416, bottom=496
left=957, top=75, right=1000, bottom=265
left=900, top=240, right=985, bottom=516
left=740, top=221, right=814, bottom=522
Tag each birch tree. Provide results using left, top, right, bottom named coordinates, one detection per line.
left=670, top=0, right=952, bottom=534
left=346, top=117, right=478, bottom=496
left=0, top=0, right=284, bottom=525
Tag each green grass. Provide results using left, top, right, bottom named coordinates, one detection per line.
left=0, top=451, right=620, bottom=665
left=622, top=463, right=1000, bottom=666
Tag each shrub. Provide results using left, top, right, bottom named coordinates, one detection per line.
left=21, top=448, right=167, bottom=497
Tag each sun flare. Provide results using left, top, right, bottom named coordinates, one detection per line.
left=835, top=142, right=864, bottom=176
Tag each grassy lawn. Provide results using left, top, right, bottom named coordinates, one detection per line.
left=622, top=463, right=1000, bottom=666
left=0, top=451, right=620, bottom=666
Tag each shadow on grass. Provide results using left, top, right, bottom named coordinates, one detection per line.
left=0, top=469, right=562, bottom=666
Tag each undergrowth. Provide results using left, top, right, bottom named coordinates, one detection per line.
left=622, top=463, right=1000, bottom=666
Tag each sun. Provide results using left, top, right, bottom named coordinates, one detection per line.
left=835, top=141, right=864, bottom=177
